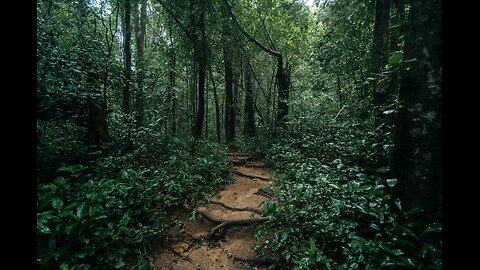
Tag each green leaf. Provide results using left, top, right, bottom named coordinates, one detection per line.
left=309, top=238, right=317, bottom=255
left=119, top=213, right=131, bottom=227
left=394, top=198, right=402, bottom=211
left=388, top=51, right=403, bottom=65
left=114, top=260, right=125, bottom=269
left=421, top=223, right=441, bottom=236
left=52, top=198, right=64, bottom=212
left=76, top=203, right=85, bottom=219
left=369, top=223, right=380, bottom=231
left=386, top=178, right=397, bottom=187
left=138, top=261, right=151, bottom=270
left=60, top=262, right=69, bottom=270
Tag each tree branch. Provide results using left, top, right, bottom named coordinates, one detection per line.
left=154, top=0, right=192, bottom=40
left=223, top=0, right=281, bottom=58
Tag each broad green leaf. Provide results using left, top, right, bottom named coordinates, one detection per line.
left=114, top=260, right=125, bottom=269
left=52, top=198, right=63, bottom=212
left=386, top=178, right=397, bottom=187
left=119, top=213, right=131, bottom=226
left=76, top=203, right=85, bottom=219
left=60, top=263, right=69, bottom=270
left=388, top=51, right=403, bottom=65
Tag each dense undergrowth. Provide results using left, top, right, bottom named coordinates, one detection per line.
left=242, top=116, right=442, bottom=269
left=37, top=118, right=231, bottom=269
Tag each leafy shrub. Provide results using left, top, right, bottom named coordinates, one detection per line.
left=252, top=118, right=441, bottom=269
left=37, top=133, right=231, bottom=269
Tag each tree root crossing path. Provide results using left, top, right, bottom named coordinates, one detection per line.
left=152, top=153, right=275, bottom=269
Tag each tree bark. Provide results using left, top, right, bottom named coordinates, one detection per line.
left=391, top=0, right=442, bottom=223
left=222, top=1, right=235, bottom=143
left=168, top=16, right=177, bottom=135
left=122, top=0, right=132, bottom=115
left=193, top=1, right=207, bottom=139
left=276, top=55, right=290, bottom=125
left=209, top=66, right=221, bottom=143
left=133, top=0, right=146, bottom=128
left=244, top=59, right=255, bottom=136
left=371, top=0, right=391, bottom=126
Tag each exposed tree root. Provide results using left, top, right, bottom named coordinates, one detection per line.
left=209, top=200, right=262, bottom=214
left=254, top=187, right=274, bottom=198
left=196, top=208, right=267, bottom=238
left=233, top=170, right=272, bottom=181
left=232, top=160, right=269, bottom=168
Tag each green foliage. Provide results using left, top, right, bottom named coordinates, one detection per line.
left=250, top=117, right=441, bottom=269
left=37, top=133, right=231, bottom=269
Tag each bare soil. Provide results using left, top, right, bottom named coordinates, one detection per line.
left=151, top=153, right=274, bottom=270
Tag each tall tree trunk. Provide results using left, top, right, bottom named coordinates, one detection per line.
left=244, top=59, right=255, bottom=136
left=391, top=0, right=441, bottom=223
left=276, top=55, right=290, bottom=125
left=122, top=0, right=132, bottom=115
left=222, top=1, right=235, bottom=143
left=133, top=0, right=146, bottom=128
left=193, top=1, right=206, bottom=139
left=168, top=17, right=177, bottom=135
left=209, top=66, right=221, bottom=143
left=234, top=68, right=241, bottom=131
left=371, top=0, right=391, bottom=126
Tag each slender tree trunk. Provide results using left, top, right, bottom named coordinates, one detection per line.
left=234, top=68, right=241, bottom=131
left=222, top=1, right=235, bottom=143
left=122, top=0, right=132, bottom=114
left=209, top=67, right=221, bottom=143
left=133, top=0, right=146, bottom=128
left=168, top=17, right=177, bottom=135
left=391, top=0, right=442, bottom=223
left=371, top=0, right=391, bottom=126
left=244, top=59, right=255, bottom=136
left=193, top=1, right=207, bottom=139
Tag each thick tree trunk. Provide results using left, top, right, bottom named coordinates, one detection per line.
left=371, top=0, right=391, bottom=126
left=122, top=0, right=132, bottom=114
left=244, top=60, right=255, bottom=136
left=391, top=0, right=441, bottom=222
left=87, top=102, right=111, bottom=145
left=133, top=0, right=146, bottom=128
left=276, top=55, right=290, bottom=125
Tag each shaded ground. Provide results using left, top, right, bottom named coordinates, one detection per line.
left=151, top=153, right=274, bottom=270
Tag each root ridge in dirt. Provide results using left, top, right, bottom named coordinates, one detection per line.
left=151, top=153, right=275, bottom=269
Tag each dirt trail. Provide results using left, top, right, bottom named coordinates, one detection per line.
left=151, top=153, right=274, bottom=270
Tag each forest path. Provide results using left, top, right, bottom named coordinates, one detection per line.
left=151, top=153, right=274, bottom=270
